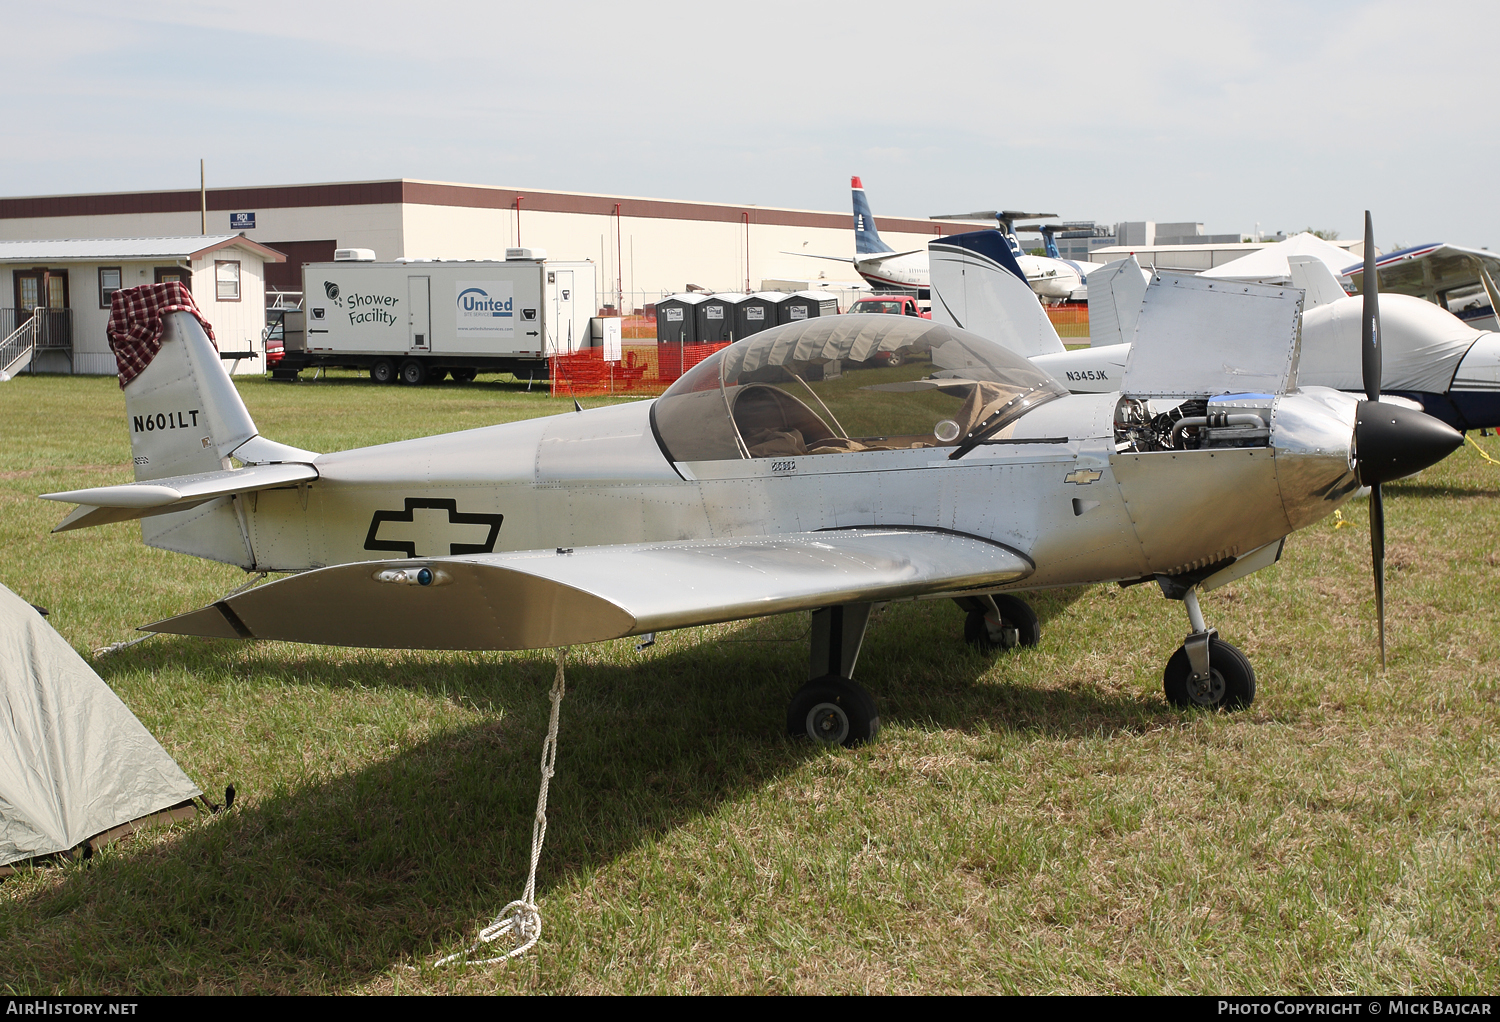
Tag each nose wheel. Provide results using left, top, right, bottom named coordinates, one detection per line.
left=1161, top=587, right=1256, bottom=710
left=1163, top=637, right=1255, bottom=709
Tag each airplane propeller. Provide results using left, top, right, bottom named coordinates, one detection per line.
left=1350, top=210, right=1464, bottom=667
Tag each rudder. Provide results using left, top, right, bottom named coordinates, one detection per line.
left=109, top=284, right=258, bottom=482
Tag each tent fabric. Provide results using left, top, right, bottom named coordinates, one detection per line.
left=1200, top=233, right=1359, bottom=284
left=0, top=582, right=200, bottom=866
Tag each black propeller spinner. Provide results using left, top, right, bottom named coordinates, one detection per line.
left=1351, top=211, right=1463, bottom=667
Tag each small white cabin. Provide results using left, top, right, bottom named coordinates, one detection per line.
left=0, top=235, right=285, bottom=376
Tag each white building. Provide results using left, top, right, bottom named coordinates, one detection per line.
left=0, top=178, right=979, bottom=326
left=0, top=236, right=284, bottom=375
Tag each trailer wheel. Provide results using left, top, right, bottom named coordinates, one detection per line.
left=398, top=359, right=428, bottom=386
left=371, top=359, right=396, bottom=385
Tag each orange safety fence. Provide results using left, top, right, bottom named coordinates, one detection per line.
left=550, top=341, right=730, bottom=398
left=621, top=314, right=656, bottom=339
left=1045, top=303, right=1089, bottom=339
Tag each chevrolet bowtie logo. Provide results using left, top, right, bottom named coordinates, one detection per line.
left=1064, top=468, right=1103, bottom=485
left=364, top=498, right=504, bottom=558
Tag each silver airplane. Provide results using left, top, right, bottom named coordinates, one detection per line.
left=43, top=245, right=1460, bottom=747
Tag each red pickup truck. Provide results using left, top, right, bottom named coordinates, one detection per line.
left=850, top=294, right=931, bottom=319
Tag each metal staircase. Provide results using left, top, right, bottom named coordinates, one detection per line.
left=0, top=308, right=42, bottom=381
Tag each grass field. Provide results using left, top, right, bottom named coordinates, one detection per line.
left=1, top=371, right=1497, bottom=995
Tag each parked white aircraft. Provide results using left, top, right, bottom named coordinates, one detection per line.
left=44, top=274, right=1458, bottom=732
left=931, top=209, right=1107, bottom=303
left=934, top=226, right=1500, bottom=434
left=783, top=177, right=930, bottom=296
left=784, top=179, right=1104, bottom=304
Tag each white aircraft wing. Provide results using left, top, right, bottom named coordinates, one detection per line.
left=1346, top=242, right=1500, bottom=318
left=143, top=528, right=1034, bottom=650
left=41, top=462, right=319, bottom=532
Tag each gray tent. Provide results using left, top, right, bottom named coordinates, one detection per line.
left=0, top=581, right=201, bottom=871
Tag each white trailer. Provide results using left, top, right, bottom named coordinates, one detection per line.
left=279, top=249, right=596, bottom=384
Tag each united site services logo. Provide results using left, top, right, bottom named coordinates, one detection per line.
left=457, top=287, right=513, bottom=317
left=455, top=280, right=515, bottom=338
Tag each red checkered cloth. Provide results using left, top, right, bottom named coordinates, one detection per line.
left=107, top=282, right=217, bottom=388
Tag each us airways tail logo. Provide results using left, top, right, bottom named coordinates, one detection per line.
left=457, top=287, right=513, bottom=317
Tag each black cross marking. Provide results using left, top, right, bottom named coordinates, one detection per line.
left=364, top=498, right=504, bottom=558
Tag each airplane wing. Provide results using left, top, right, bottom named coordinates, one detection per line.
left=1345, top=242, right=1500, bottom=319
left=143, top=527, right=1034, bottom=650
left=41, top=462, right=319, bottom=532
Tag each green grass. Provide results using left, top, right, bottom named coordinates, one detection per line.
left=1, top=372, right=1498, bottom=994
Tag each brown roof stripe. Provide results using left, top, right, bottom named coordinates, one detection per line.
left=2, top=179, right=979, bottom=236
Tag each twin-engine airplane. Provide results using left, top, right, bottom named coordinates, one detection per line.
left=43, top=255, right=1460, bottom=745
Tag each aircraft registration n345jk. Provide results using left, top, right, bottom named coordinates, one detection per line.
left=45, top=270, right=1461, bottom=747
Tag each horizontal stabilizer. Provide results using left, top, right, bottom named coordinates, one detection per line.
left=144, top=528, right=1034, bottom=651
left=781, top=251, right=857, bottom=264
left=43, top=462, right=317, bottom=532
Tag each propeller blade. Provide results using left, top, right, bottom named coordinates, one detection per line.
left=1370, top=482, right=1386, bottom=669
left=1362, top=210, right=1382, bottom=402
left=1351, top=399, right=1461, bottom=668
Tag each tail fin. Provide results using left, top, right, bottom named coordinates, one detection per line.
left=1287, top=254, right=1347, bottom=309
left=1086, top=256, right=1150, bottom=348
left=103, top=284, right=314, bottom=568
left=851, top=176, right=894, bottom=256
left=928, top=230, right=1065, bottom=358
left=1040, top=226, right=1060, bottom=260
left=110, top=284, right=258, bottom=481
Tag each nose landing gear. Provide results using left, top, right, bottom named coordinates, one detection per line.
left=1162, top=587, right=1256, bottom=710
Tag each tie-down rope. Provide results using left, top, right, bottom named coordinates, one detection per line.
left=437, top=646, right=569, bottom=966
left=1466, top=432, right=1500, bottom=467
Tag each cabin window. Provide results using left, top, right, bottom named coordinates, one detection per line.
left=651, top=315, right=1067, bottom=463
left=215, top=260, right=241, bottom=301
left=98, top=267, right=122, bottom=308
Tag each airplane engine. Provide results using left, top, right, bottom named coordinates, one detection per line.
left=1267, top=389, right=1361, bottom=530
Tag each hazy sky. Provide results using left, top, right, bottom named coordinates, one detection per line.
left=6, top=0, right=1497, bottom=249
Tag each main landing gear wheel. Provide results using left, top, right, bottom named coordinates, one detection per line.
left=788, top=676, right=879, bottom=747
left=370, top=358, right=396, bottom=384
left=1163, top=637, right=1256, bottom=710
left=963, top=595, right=1040, bottom=652
left=399, top=359, right=428, bottom=386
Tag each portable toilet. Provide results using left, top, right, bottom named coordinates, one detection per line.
left=737, top=292, right=785, bottom=337
left=696, top=293, right=738, bottom=343
left=656, top=293, right=706, bottom=345
left=778, top=290, right=840, bottom=325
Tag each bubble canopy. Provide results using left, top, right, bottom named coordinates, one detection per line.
left=651, top=314, right=1069, bottom=463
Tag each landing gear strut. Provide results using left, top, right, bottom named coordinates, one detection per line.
left=788, top=603, right=879, bottom=747
left=1162, top=587, right=1255, bottom=710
